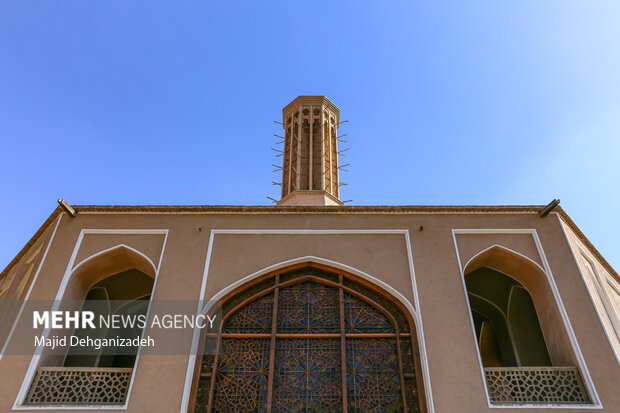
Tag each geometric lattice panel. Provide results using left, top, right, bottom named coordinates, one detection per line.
left=25, top=367, right=132, bottom=405
left=346, top=338, right=401, bottom=412
left=277, top=282, right=340, bottom=333
left=344, top=292, right=394, bottom=334
left=212, top=339, right=270, bottom=412
left=273, top=338, right=341, bottom=412
left=484, top=367, right=590, bottom=405
left=223, top=293, right=274, bottom=334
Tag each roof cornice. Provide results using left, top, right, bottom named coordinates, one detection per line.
left=1, top=204, right=617, bottom=285
left=282, top=96, right=340, bottom=117
left=73, top=204, right=545, bottom=214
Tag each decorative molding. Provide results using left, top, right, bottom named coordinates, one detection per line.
left=558, top=214, right=620, bottom=366
left=13, top=229, right=169, bottom=411
left=24, top=367, right=132, bottom=406
left=0, top=215, right=63, bottom=362
left=451, top=229, right=601, bottom=409
left=282, top=96, right=340, bottom=120
left=485, top=367, right=589, bottom=405
left=179, top=229, right=435, bottom=413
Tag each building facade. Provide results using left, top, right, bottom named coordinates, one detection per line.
left=0, top=97, right=619, bottom=412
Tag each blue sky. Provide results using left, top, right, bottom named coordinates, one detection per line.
left=1, top=1, right=618, bottom=270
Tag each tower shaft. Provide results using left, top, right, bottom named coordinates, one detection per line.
left=278, top=96, right=342, bottom=206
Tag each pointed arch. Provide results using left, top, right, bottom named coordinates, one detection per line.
left=59, top=245, right=155, bottom=370
left=63, top=244, right=156, bottom=302
left=72, top=244, right=157, bottom=278
left=189, top=260, right=427, bottom=413
left=200, top=256, right=417, bottom=320
left=463, top=244, right=546, bottom=281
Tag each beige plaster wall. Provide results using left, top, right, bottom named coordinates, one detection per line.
left=455, top=233, right=543, bottom=268
left=205, top=233, right=413, bottom=300
left=560, top=218, right=620, bottom=362
left=74, top=233, right=166, bottom=270
left=0, top=217, right=57, bottom=356
left=0, top=211, right=618, bottom=412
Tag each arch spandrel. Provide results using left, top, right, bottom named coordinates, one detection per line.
left=464, top=245, right=546, bottom=287
left=73, top=233, right=165, bottom=272
left=64, top=245, right=156, bottom=302
left=202, top=257, right=418, bottom=321
left=455, top=234, right=544, bottom=270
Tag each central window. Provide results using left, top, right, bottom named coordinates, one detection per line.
left=191, top=266, right=422, bottom=412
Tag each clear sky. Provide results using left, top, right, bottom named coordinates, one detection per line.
left=1, top=2, right=619, bottom=271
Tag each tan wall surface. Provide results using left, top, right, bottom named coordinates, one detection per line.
left=0, top=210, right=618, bottom=412
left=0, top=217, right=58, bottom=354
left=205, top=233, right=413, bottom=300
left=455, top=233, right=543, bottom=268
left=560, top=218, right=620, bottom=386
left=74, top=233, right=166, bottom=270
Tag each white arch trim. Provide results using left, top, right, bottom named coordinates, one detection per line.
left=184, top=256, right=426, bottom=413
left=199, top=256, right=417, bottom=319
left=452, top=229, right=602, bottom=409
left=463, top=243, right=546, bottom=276
left=0, top=215, right=63, bottom=364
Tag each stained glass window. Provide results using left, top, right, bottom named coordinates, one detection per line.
left=192, top=267, right=422, bottom=412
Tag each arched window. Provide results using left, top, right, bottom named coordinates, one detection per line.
left=191, top=265, right=424, bottom=412
left=463, top=246, right=591, bottom=405
left=24, top=245, right=156, bottom=407
left=466, top=266, right=551, bottom=367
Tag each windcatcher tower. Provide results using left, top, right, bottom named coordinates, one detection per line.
left=277, top=96, right=344, bottom=206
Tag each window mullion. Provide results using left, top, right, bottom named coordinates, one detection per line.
left=266, top=274, right=280, bottom=413
left=206, top=317, right=224, bottom=412
left=394, top=323, right=408, bottom=411
left=339, top=274, right=348, bottom=413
